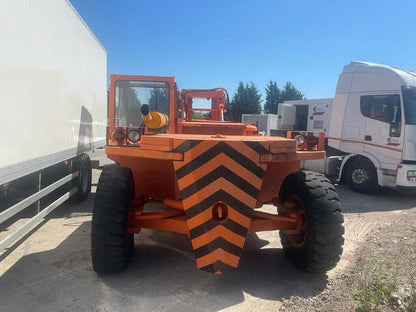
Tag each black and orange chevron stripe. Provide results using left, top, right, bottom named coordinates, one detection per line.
left=172, top=139, right=269, bottom=273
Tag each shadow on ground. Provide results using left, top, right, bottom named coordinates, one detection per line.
left=2, top=184, right=415, bottom=311
left=337, top=185, right=416, bottom=213
left=0, top=196, right=327, bottom=312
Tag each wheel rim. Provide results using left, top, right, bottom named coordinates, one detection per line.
left=351, top=167, right=369, bottom=185
left=281, top=195, right=307, bottom=248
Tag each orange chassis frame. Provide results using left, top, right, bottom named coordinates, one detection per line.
left=106, top=134, right=324, bottom=244
left=128, top=199, right=304, bottom=236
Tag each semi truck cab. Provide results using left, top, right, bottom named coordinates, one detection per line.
left=328, top=61, right=416, bottom=193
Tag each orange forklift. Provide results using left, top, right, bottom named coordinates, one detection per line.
left=91, top=75, right=344, bottom=274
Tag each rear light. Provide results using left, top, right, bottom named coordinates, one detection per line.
left=294, top=134, right=305, bottom=146
left=288, top=131, right=325, bottom=151
left=113, top=127, right=126, bottom=143
left=127, top=129, right=141, bottom=143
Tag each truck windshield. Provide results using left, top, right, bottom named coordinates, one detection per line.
left=114, top=80, right=170, bottom=126
left=402, top=86, right=416, bottom=125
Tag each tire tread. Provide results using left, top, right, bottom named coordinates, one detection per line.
left=91, top=166, right=134, bottom=273
left=279, top=170, right=344, bottom=272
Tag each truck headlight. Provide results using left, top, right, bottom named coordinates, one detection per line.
left=407, top=170, right=416, bottom=178
left=127, top=129, right=141, bottom=143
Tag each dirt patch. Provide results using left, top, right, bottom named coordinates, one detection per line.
left=280, top=208, right=416, bottom=312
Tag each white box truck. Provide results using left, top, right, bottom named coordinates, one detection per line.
left=0, top=0, right=107, bottom=250
left=279, top=98, right=333, bottom=135
left=241, top=114, right=278, bottom=136
left=281, top=61, right=416, bottom=194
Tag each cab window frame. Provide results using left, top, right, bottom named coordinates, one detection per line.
left=360, top=93, right=402, bottom=137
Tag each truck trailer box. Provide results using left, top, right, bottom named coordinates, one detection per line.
left=0, top=0, right=107, bottom=186
left=0, top=0, right=107, bottom=251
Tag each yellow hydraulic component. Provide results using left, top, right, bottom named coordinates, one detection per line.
left=141, top=104, right=169, bottom=130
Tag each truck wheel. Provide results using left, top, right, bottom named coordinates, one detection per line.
left=278, top=171, right=344, bottom=272
left=91, top=166, right=134, bottom=273
left=71, top=153, right=92, bottom=203
left=346, top=158, right=377, bottom=194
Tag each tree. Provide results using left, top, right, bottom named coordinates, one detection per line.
left=231, top=82, right=262, bottom=121
left=264, top=80, right=282, bottom=114
left=281, top=82, right=305, bottom=101
left=223, top=96, right=232, bottom=121
left=148, top=87, right=169, bottom=114
left=192, top=111, right=210, bottom=119
left=124, top=86, right=141, bottom=126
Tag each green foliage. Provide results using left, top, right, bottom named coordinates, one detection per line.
left=176, top=84, right=181, bottom=110
left=223, top=96, right=232, bottom=121
left=264, top=80, right=282, bottom=114
left=230, top=82, right=262, bottom=122
left=353, top=250, right=416, bottom=312
left=148, top=88, right=169, bottom=114
left=192, top=111, right=210, bottom=119
left=355, top=272, right=396, bottom=311
left=282, top=81, right=305, bottom=101
left=125, top=86, right=141, bottom=126
left=263, top=81, right=305, bottom=114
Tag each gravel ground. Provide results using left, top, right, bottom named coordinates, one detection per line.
left=280, top=197, right=416, bottom=312
left=1, top=149, right=416, bottom=311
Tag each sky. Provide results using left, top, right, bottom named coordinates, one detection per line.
left=70, top=0, right=416, bottom=102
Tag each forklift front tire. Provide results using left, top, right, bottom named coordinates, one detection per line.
left=91, top=166, right=134, bottom=273
left=278, top=171, right=344, bottom=273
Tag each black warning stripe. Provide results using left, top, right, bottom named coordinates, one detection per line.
left=243, top=141, right=270, bottom=154
left=193, top=237, right=242, bottom=258
left=190, top=218, right=248, bottom=239
left=200, top=260, right=236, bottom=273
left=184, top=190, right=253, bottom=219
left=172, top=140, right=203, bottom=153
left=176, top=141, right=265, bottom=180
left=180, top=165, right=259, bottom=200
left=173, top=139, right=270, bottom=273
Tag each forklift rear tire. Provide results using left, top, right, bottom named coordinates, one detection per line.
left=278, top=171, right=344, bottom=273
left=91, top=166, right=134, bottom=273
left=346, top=158, right=377, bottom=194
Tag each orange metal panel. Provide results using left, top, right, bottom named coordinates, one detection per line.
left=177, top=121, right=249, bottom=135
left=295, top=151, right=326, bottom=160
left=257, top=161, right=301, bottom=205
left=248, top=219, right=296, bottom=233
left=109, top=154, right=180, bottom=200
left=106, top=146, right=183, bottom=161
left=132, top=216, right=189, bottom=235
